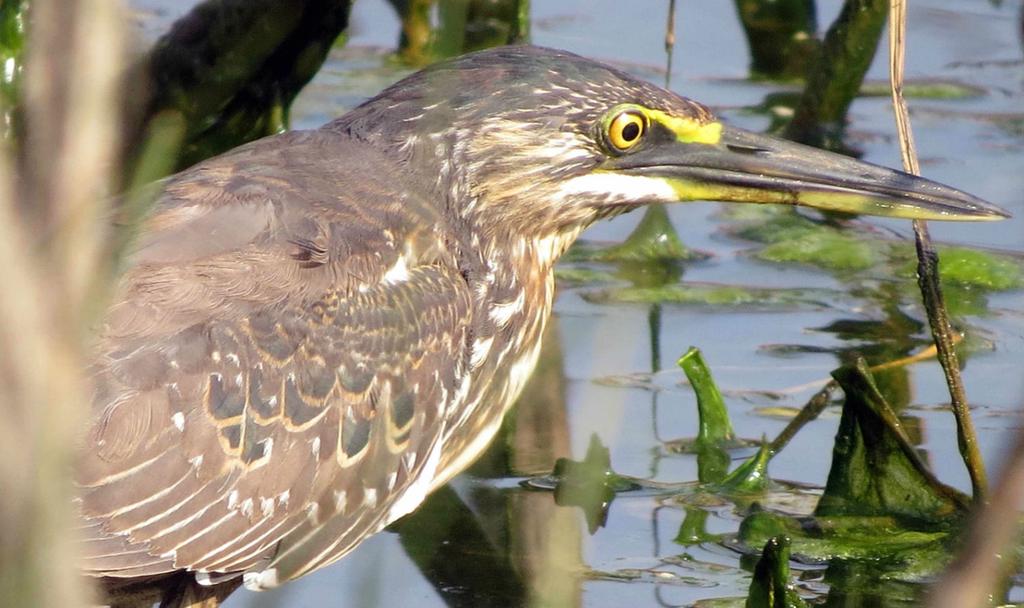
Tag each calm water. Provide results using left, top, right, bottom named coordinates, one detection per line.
left=133, top=1, right=1024, bottom=605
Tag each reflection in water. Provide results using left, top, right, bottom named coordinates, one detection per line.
left=394, top=319, right=583, bottom=607
left=822, top=560, right=918, bottom=607
left=786, top=0, right=888, bottom=148
left=810, top=285, right=926, bottom=412
left=393, top=485, right=527, bottom=606
left=374, top=0, right=1022, bottom=603
left=388, top=0, right=529, bottom=66
left=129, top=0, right=1024, bottom=605
left=488, top=317, right=584, bottom=607
left=732, top=0, right=818, bottom=79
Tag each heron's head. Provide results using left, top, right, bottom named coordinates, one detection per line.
left=330, top=46, right=1007, bottom=240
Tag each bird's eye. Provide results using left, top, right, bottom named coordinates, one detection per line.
left=607, top=110, right=647, bottom=151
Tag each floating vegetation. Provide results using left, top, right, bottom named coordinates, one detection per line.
left=732, top=209, right=880, bottom=272
left=523, top=345, right=1000, bottom=605
left=727, top=360, right=974, bottom=603
left=895, top=246, right=1023, bottom=291
left=582, top=283, right=834, bottom=308
left=858, top=79, right=986, bottom=100
left=728, top=206, right=1024, bottom=292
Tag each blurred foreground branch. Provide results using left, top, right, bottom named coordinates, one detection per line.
left=0, top=1, right=126, bottom=606
left=928, top=425, right=1024, bottom=607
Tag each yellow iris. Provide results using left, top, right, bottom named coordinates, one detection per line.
left=607, top=110, right=647, bottom=151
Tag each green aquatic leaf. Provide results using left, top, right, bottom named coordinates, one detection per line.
left=738, top=508, right=952, bottom=584
left=566, top=207, right=699, bottom=290
left=679, top=348, right=735, bottom=446
left=720, top=443, right=772, bottom=494
left=678, top=348, right=762, bottom=485
left=899, top=246, right=1023, bottom=291
left=571, top=206, right=700, bottom=263
left=730, top=207, right=878, bottom=272
left=816, top=360, right=970, bottom=523
left=733, top=360, right=974, bottom=593
left=731, top=206, right=1022, bottom=290
left=731, top=212, right=820, bottom=245
left=858, top=80, right=985, bottom=99
left=738, top=508, right=800, bottom=545
left=757, top=231, right=878, bottom=272
left=696, top=442, right=733, bottom=485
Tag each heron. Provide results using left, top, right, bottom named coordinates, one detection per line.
left=78, top=45, right=1007, bottom=607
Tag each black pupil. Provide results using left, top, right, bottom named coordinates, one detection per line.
left=621, top=121, right=641, bottom=142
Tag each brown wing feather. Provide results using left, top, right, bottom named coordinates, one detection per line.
left=77, top=130, right=472, bottom=584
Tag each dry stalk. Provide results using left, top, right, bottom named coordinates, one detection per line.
left=887, top=0, right=987, bottom=500
left=664, top=0, right=677, bottom=88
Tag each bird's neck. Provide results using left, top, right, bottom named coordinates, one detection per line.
left=429, top=225, right=581, bottom=486
left=494, top=230, right=582, bottom=273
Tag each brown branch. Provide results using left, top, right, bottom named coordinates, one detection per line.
left=768, top=381, right=837, bottom=456
left=887, top=0, right=986, bottom=500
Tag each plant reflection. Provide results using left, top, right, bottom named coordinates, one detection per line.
left=103, top=1, right=1023, bottom=606
left=393, top=319, right=586, bottom=607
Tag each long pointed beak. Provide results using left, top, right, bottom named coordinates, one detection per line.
left=608, top=124, right=1009, bottom=221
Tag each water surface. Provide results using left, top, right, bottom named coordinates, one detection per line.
left=135, top=1, right=1024, bottom=605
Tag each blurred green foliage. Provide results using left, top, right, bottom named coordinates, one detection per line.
left=0, top=0, right=25, bottom=143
